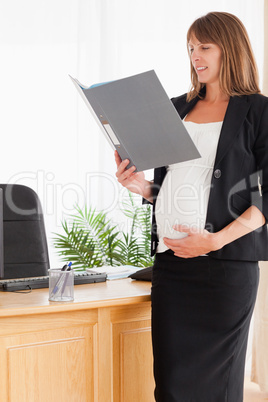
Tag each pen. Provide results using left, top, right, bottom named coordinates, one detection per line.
left=51, top=262, right=70, bottom=296
left=60, top=262, right=73, bottom=296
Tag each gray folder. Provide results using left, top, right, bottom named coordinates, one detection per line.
left=70, top=70, right=200, bottom=171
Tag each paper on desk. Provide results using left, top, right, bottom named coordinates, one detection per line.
left=87, top=265, right=142, bottom=280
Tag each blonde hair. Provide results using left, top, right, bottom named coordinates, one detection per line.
left=186, top=12, right=260, bottom=101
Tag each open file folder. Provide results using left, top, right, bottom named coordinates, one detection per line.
left=70, top=70, right=200, bottom=171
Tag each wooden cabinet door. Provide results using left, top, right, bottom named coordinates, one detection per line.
left=0, top=311, right=97, bottom=402
left=111, top=302, right=155, bottom=402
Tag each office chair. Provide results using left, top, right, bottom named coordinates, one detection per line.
left=0, top=184, right=50, bottom=279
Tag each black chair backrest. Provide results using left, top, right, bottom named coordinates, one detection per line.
left=0, top=184, right=50, bottom=278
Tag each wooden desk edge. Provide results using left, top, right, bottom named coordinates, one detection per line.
left=0, top=294, right=152, bottom=317
left=0, top=279, right=152, bottom=318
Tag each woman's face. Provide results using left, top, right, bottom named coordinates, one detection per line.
left=188, top=35, right=222, bottom=86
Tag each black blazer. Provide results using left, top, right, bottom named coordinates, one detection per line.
left=149, top=92, right=268, bottom=261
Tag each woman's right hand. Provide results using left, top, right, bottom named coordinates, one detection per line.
left=114, top=150, right=152, bottom=200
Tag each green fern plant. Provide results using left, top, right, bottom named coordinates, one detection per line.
left=53, top=192, right=154, bottom=269
left=117, top=192, right=153, bottom=266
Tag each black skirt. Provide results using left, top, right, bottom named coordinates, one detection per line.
left=151, top=250, right=259, bottom=402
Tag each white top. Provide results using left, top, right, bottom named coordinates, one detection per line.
left=155, top=120, right=223, bottom=253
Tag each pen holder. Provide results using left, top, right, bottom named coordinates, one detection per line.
left=48, top=269, right=74, bottom=302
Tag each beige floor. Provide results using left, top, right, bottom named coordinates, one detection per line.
left=244, top=377, right=268, bottom=401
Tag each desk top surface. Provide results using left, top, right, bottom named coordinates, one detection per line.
left=0, top=278, right=152, bottom=317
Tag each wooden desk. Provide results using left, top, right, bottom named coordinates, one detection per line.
left=0, top=279, right=154, bottom=402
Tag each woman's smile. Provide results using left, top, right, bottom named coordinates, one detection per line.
left=195, top=66, right=208, bottom=74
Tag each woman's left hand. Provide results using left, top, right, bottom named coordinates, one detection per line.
left=163, top=225, right=221, bottom=258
